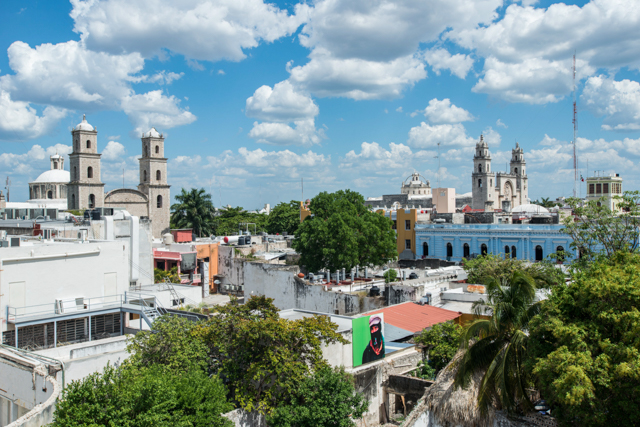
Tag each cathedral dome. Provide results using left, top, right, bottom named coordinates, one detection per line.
left=31, top=169, right=70, bottom=184
left=74, top=115, right=94, bottom=131
left=144, top=127, right=161, bottom=138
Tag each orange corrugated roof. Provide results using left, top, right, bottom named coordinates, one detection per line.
left=365, top=302, right=461, bottom=333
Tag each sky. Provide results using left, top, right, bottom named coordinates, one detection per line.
left=1, top=0, right=640, bottom=209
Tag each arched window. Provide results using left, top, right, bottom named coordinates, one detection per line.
left=47, top=190, right=53, bottom=199
left=88, top=194, right=95, bottom=209
left=87, top=166, right=93, bottom=179
left=73, top=166, right=77, bottom=180
left=423, top=242, right=429, bottom=257
left=478, top=164, right=482, bottom=173
left=535, top=245, right=543, bottom=261
left=446, top=242, right=453, bottom=257
left=481, top=244, right=488, bottom=255
left=515, top=167, right=518, bottom=174
left=155, top=145, right=159, bottom=154
left=478, top=179, right=482, bottom=188
left=53, top=161, right=58, bottom=169
left=145, top=145, right=149, bottom=157
left=511, top=246, right=517, bottom=259
left=505, top=245, right=510, bottom=259
left=463, top=243, right=470, bottom=258
left=556, top=246, right=565, bottom=263
left=86, top=139, right=91, bottom=149
left=143, top=170, right=147, bottom=182
left=490, top=179, right=493, bottom=187
left=157, top=195, right=163, bottom=208
left=71, top=194, right=75, bottom=209
left=156, top=170, right=161, bottom=181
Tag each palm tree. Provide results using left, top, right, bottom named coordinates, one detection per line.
left=454, top=270, right=541, bottom=416
left=170, top=188, right=215, bottom=237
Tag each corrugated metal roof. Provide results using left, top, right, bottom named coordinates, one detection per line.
left=365, top=302, right=461, bottom=333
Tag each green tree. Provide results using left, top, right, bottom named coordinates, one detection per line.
left=52, top=363, right=232, bottom=427
left=170, top=188, right=216, bottom=237
left=463, top=253, right=564, bottom=288
left=383, top=268, right=398, bottom=284
left=454, top=270, right=541, bottom=416
left=292, top=190, right=397, bottom=272
left=561, top=191, right=640, bottom=264
left=414, top=321, right=462, bottom=373
left=528, top=251, right=640, bottom=426
left=194, top=296, right=348, bottom=414
left=213, top=206, right=268, bottom=236
left=266, top=366, right=369, bottom=427
left=154, top=266, right=180, bottom=284
left=266, top=200, right=301, bottom=235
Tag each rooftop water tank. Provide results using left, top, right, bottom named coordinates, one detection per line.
left=162, top=233, right=174, bottom=245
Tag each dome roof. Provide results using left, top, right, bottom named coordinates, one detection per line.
left=512, top=204, right=549, bottom=215
left=50, top=153, right=62, bottom=159
left=31, top=169, right=70, bottom=184
left=144, top=127, right=161, bottom=138
left=74, top=115, right=94, bottom=131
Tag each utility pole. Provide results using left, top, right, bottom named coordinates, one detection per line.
left=5, top=177, right=11, bottom=202
left=572, top=53, right=579, bottom=198
left=434, top=142, right=441, bottom=188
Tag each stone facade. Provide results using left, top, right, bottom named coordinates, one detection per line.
left=137, top=130, right=170, bottom=238
left=104, top=189, right=149, bottom=218
left=401, top=172, right=431, bottom=196
left=67, top=116, right=105, bottom=210
left=471, top=135, right=528, bottom=210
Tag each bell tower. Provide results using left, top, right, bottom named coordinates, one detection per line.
left=471, top=135, right=494, bottom=210
left=138, top=128, right=170, bottom=237
left=67, top=115, right=105, bottom=210
left=510, top=142, right=528, bottom=206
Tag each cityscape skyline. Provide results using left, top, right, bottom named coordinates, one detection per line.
left=1, top=0, right=640, bottom=208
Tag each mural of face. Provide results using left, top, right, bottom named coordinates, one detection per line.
left=362, top=315, right=385, bottom=364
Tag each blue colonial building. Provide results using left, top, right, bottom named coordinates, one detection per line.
left=414, top=223, right=575, bottom=263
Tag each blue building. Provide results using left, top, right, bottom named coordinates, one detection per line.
left=414, top=223, right=575, bottom=263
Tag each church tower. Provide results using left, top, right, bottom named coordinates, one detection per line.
left=510, top=142, right=528, bottom=205
left=138, top=128, right=170, bottom=237
left=471, top=135, right=494, bottom=210
left=67, top=115, right=105, bottom=210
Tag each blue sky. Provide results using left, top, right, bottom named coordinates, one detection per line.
left=1, top=0, right=640, bottom=208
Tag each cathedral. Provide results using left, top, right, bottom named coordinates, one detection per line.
left=67, top=115, right=170, bottom=238
left=471, top=135, right=528, bottom=211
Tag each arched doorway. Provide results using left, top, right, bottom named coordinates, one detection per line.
left=87, top=166, right=93, bottom=179
left=556, top=246, right=565, bottom=263
left=157, top=195, right=163, bottom=208
left=504, top=245, right=510, bottom=259
left=481, top=244, right=488, bottom=255
left=446, top=242, right=453, bottom=258
left=511, top=246, right=517, bottom=259
left=535, top=245, right=543, bottom=261
left=463, top=243, right=470, bottom=258
left=423, top=242, right=428, bottom=257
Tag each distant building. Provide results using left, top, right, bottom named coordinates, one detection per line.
left=401, top=173, right=431, bottom=196
left=586, top=174, right=623, bottom=211
left=66, top=115, right=170, bottom=238
left=472, top=136, right=528, bottom=211
left=432, top=188, right=456, bottom=214
left=27, top=153, right=70, bottom=210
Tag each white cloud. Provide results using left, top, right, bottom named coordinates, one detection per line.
left=581, top=75, right=640, bottom=131
left=102, top=141, right=126, bottom=161
left=288, top=50, right=427, bottom=100
left=71, top=0, right=306, bottom=62
left=423, top=48, right=474, bottom=79
left=496, top=119, right=507, bottom=128
left=46, top=144, right=72, bottom=157
left=0, top=90, right=68, bottom=141
left=420, top=98, right=474, bottom=124
left=144, top=71, right=184, bottom=85
left=248, top=119, right=324, bottom=146
left=482, top=126, right=501, bottom=147
left=407, top=123, right=475, bottom=148
left=246, top=81, right=318, bottom=122
left=396, top=107, right=403, bottom=113
left=121, top=90, right=196, bottom=135
left=342, top=142, right=413, bottom=170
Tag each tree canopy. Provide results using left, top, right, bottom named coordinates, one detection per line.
left=463, top=253, right=565, bottom=288
left=213, top=206, right=268, bottom=236
left=561, top=191, right=640, bottom=264
left=170, top=188, right=216, bottom=237
left=292, top=190, right=397, bottom=272
left=266, top=200, right=301, bottom=235
left=415, top=321, right=462, bottom=374
left=528, top=251, right=640, bottom=426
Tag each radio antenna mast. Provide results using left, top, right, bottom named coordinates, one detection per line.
left=434, top=142, right=441, bottom=188
left=572, top=53, right=579, bottom=198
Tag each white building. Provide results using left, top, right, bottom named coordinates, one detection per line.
left=27, top=154, right=70, bottom=210
left=586, top=174, right=623, bottom=211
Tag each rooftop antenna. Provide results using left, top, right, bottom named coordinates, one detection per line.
left=5, top=176, right=11, bottom=202
left=572, top=53, right=579, bottom=198
left=434, top=142, right=441, bottom=188
left=123, top=168, right=125, bottom=188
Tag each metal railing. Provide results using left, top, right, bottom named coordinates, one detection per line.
left=7, top=294, right=124, bottom=322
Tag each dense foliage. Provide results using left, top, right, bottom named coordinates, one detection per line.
left=154, top=266, right=180, bottom=284
left=528, top=252, right=640, bottom=426
left=266, top=200, right=301, bottom=235
left=212, top=206, right=268, bottom=236
left=293, top=190, right=397, bottom=272
left=383, top=268, right=398, bottom=284
left=455, top=271, right=541, bottom=416
left=170, top=188, right=216, bottom=237
left=267, top=366, right=369, bottom=427
left=463, top=253, right=565, bottom=288
left=415, top=321, right=462, bottom=374
left=561, top=191, right=640, bottom=264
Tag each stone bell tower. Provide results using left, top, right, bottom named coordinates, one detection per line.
left=471, top=135, right=494, bottom=210
left=67, top=115, right=105, bottom=210
left=138, top=128, right=170, bottom=237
